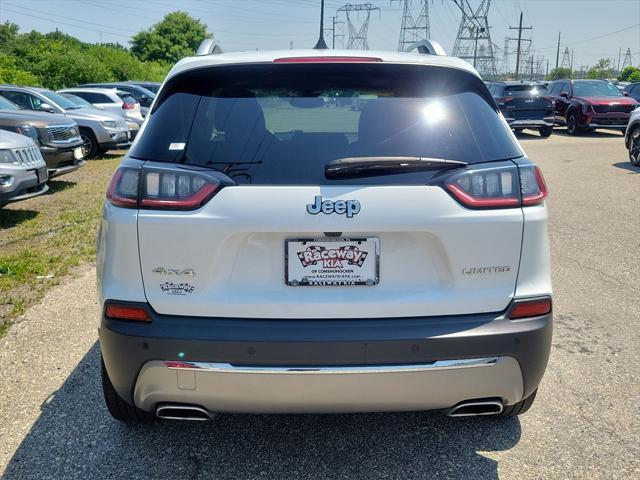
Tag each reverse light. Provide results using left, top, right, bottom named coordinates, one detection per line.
left=509, top=298, right=552, bottom=319
left=105, top=303, right=151, bottom=322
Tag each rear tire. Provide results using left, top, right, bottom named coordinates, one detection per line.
left=101, top=357, right=155, bottom=422
left=566, top=112, right=580, bottom=135
left=539, top=127, right=553, bottom=138
left=500, top=389, right=537, bottom=416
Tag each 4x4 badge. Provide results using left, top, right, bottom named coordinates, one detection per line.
left=306, top=196, right=360, bottom=218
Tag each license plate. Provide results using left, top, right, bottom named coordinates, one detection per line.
left=36, top=167, right=47, bottom=184
left=73, top=147, right=84, bottom=160
left=286, top=238, right=379, bottom=286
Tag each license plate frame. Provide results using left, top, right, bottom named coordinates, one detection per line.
left=285, top=237, right=380, bottom=287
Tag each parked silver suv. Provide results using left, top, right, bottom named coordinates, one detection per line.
left=0, top=130, right=48, bottom=207
left=0, top=86, right=130, bottom=158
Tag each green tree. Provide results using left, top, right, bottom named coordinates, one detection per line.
left=586, top=58, right=613, bottom=80
left=546, top=67, right=572, bottom=81
left=131, top=11, right=209, bottom=64
left=0, top=54, right=38, bottom=85
left=618, top=66, right=640, bottom=82
left=0, top=21, right=19, bottom=45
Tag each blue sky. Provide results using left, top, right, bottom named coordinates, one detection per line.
left=1, top=0, right=639, bottom=69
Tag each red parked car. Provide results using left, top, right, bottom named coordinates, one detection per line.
left=547, top=79, right=639, bottom=135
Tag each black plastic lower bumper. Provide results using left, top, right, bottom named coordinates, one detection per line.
left=100, top=303, right=553, bottom=406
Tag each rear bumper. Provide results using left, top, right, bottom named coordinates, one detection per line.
left=0, top=170, right=48, bottom=206
left=507, top=119, right=554, bottom=128
left=100, top=303, right=553, bottom=413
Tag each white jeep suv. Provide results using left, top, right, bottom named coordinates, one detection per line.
left=97, top=48, right=552, bottom=422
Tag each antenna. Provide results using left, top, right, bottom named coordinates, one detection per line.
left=314, top=0, right=328, bottom=49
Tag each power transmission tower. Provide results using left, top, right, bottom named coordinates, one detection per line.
left=622, top=48, right=633, bottom=69
left=394, top=0, right=430, bottom=52
left=337, top=3, right=380, bottom=50
left=509, top=11, right=532, bottom=80
left=502, top=36, right=510, bottom=75
left=560, top=47, right=571, bottom=68
left=451, top=0, right=498, bottom=77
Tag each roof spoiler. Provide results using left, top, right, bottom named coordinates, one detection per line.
left=196, top=39, right=223, bottom=56
left=405, top=40, right=446, bottom=56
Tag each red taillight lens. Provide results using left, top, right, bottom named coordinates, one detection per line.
left=497, top=97, right=514, bottom=106
left=105, top=303, right=151, bottom=322
left=107, top=166, right=221, bottom=210
left=520, top=165, right=548, bottom=206
left=107, top=167, right=139, bottom=208
left=273, top=56, right=382, bottom=63
left=445, top=164, right=521, bottom=209
left=509, top=298, right=552, bottom=319
left=122, top=102, right=134, bottom=110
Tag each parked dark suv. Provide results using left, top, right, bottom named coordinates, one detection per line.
left=622, top=82, right=640, bottom=102
left=487, top=81, right=554, bottom=137
left=547, top=79, right=639, bottom=135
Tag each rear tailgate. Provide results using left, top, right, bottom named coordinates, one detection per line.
left=138, top=185, right=523, bottom=318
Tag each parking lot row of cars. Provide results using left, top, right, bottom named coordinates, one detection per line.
left=0, top=81, right=159, bottom=207
left=487, top=78, right=640, bottom=137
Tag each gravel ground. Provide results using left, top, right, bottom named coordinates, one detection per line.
left=0, top=129, right=638, bottom=479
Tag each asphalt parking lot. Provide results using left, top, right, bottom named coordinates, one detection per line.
left=0, top=129, right=638, bottom=480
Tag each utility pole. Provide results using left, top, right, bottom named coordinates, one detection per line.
left=326, top=16, right=344, bottom=49
left=617, top=47, right=622, bottom=71
left=571, top=48, right=574, bottom=71
left=546, top=59, right=549, bottom=77
left=555, top=32, right=561, bottom=69
left=509, top=12, right=532, bottom=80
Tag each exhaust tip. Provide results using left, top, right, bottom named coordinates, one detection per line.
left=447, top=399, right=504, bottom=417
left=156, top=404, right=211, bottom=421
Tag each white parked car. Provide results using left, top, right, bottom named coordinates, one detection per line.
left=0, top=129, right=48, bottom=207
left=98, top=47, right=552, bottom=422
left=58, top=88, right=144, bottom=129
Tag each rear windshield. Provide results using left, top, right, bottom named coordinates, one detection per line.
left=504, top=84, right=548, bottom=96
left=130, top=63, right=522, bottom=185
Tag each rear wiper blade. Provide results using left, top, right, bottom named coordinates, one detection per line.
left=325, top=156, right=468, bottom=178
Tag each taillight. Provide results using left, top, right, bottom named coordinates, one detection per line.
left=444, top=163, right=548, bottom=209
left=122, top=102, right=134, bottom=110
left=509, top=298, right=552, bottom=319
left=520, top=165, right=548, bottom=206
left=105, top=303, right=151, bottom=322
left=444, top=163, right=521, bottom=208
left=106, top=165, right=222, bottom=210
left=497, top=97, right=513, bottom=106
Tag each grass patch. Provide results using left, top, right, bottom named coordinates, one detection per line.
left=0, top=156, right=121, bottom=336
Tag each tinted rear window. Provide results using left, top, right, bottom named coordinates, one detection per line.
left=504, top=84, right=548, bottom=96
left=130, top=63, right=522, bottom=185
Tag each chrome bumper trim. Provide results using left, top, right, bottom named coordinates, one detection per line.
left=163, top=357, right=499, bottom=374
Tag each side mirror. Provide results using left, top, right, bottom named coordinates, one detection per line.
left=560, top=91, right=569, bottom=98
left=623, top=91, right=629, bottom=96
left=39, top=103, right=55, bottom=113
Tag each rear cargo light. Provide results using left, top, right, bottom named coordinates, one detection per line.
left=273, top=56, right=382, bottom=63
left=106, top=165, right=222, bottom=210
left=444, top=164, right=521, bottom=209
left=509, top=298, right=552, bottom=319
left=444, top=163, right=548, bottom=209
left=105, top=303, right=151, bottom=322
left=519, top=165, right=548, bottom=206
